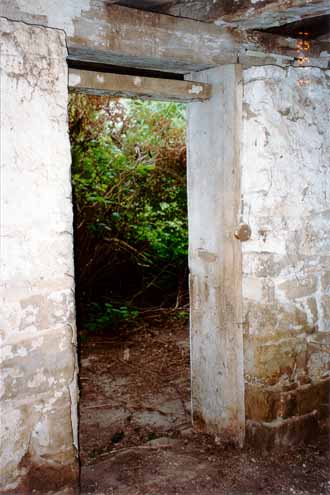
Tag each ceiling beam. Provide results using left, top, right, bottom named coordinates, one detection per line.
left=68, top=68, right=212, bottom=101
left=160, top=0, right=330, bottom=30
left=0, top=2, right=329, bottom=72
left=114, top=0, right=175, bottom=9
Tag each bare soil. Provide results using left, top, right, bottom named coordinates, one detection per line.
left=79, top=316, right=330, bottom=495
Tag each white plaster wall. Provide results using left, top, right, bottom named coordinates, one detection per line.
left=241, top=66, right=330, bottom=385
left=0, top=18, right=78, bottom=492
left=0, top=0, right=91, bottom=37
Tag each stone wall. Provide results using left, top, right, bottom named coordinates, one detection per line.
left=241, top=65, right=330, bottom=445
left=0, top=19, right=79, bottom=493
left=1, top=19, right=329, bottom=492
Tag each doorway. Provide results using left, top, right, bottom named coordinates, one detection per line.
left=68, top=93, right=192, bottom=476
left=68, top=65, right=246, bottom=459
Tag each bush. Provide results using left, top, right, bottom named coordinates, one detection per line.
left=69, top=95, right=188, bottom=328
left=86, top=303, right=139, bottom=331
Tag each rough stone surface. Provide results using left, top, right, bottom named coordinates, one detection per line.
left=246, top=411, right=320, bottom=450
left=0, top=19, right=79, bottom=493
left=241, top=66, right=330, bottom=431
left=245, top=378, right=330, bottom=422
left=1, top=19, right=329, bottom=485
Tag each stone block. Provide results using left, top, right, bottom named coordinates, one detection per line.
left=276, top=305, right=311, bottom=333
left=245, top=384, right=281, bottom=422
left=242, top=301, right=278, bottom=336
left=244, top=335, right=307, bottom=384
left=246, top=411, right=319, bottom=449
left=19, top=295, right=49, bottom=333
left=245, top=378, right=330, bottom=427
left=295, top=379, right=330, bottom=418
left=0, top=394, right=78, bottom=493
left=242, top=277, right=264, bottom=302
left=307, top=333, right=330, bottom=380
left=321, top=296, right=330, bottom=321
left=278, top=275, right=317, bottom=300
left=306, top=297, right=318, bottom=325
left=242, top=253, right=284, bottom=278
left=0, top=328, right=75, bottom=402
left=16, top=290, right=75, bottom=335
left=321, top=271, right=330, bottom=292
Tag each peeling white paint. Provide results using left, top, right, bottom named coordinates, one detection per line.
left=27, top=370, right=47, bottom=388
left=241, top=65, right=330, bottom=383
left=68, top=72, right=81, bottom=87
left=31, top=337, right=44, bottom=351
left=1, top=345, right=28, bottom=362
left=189, top=84, right=203, bottom=95
left=133, top=76, right=142, bottom=86
left=0, top=18, right=78, bottom=491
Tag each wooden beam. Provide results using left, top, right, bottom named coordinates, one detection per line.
left=161, top=0, right=330, bottom=30
left=115, top=0, right=174, bottom=9
left=240, top=30, right=330, bottom=68
left=65, top=4, right=236, bottom=73
left=0, top=2, right=329, bottom=72
left=68, top=68, right=212, bottom=101
left=187, top=65, right=245, bottom=445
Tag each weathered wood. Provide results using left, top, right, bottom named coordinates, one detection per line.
left=160, top=0, right=330, bottom=30
left=240, top=30, right=330, bottom=68
left=186, top=66, right=245, bottom=446
left=115, top=0, right=174, bottom=8
left=0, top=3, right=329, bottom=72
left=68, top=68, right=212, bottom=101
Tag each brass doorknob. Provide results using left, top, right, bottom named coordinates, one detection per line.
left=234, top=223, right=251, bottom=242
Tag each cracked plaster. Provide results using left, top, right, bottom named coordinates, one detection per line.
left=241, top=65, right=330, bottom=386
left=0, top=18, right=79, bottom=493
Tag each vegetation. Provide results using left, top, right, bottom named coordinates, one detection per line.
left=69, top=94, right=188, bottom=329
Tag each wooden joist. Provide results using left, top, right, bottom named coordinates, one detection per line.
left=1, top=2, right=329, bottom=72
left=162, top=0, right=330, bottom=30
left=68, top=68, right=212, bottom=101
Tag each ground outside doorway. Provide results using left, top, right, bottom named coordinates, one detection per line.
left=79, top=314, right=330, bottom=495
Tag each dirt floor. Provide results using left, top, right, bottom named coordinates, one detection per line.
left=79, top=316, right=330, bottom=495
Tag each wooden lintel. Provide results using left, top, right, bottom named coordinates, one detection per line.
left=0, top=3, right=329, bottom=72
left=68, top=68, right=212, bottom=101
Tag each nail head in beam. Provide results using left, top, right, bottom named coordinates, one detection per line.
left=68, top=69, right=212, bottom=102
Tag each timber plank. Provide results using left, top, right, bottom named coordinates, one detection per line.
left=68, top=68, right=212, bottom=101
left=0, top=2, right=329, bottom=71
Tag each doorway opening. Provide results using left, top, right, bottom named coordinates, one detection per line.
left=68, top=93, right=192, bottom=477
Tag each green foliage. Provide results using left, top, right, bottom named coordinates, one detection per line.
left=69, top=95, right=188, bottom=329
left=174, top=310, right=189, bottom=321
left=86, top=303, right=139, bottom=331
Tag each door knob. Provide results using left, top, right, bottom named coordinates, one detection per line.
left=234, top=223, right=251, bottom=242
